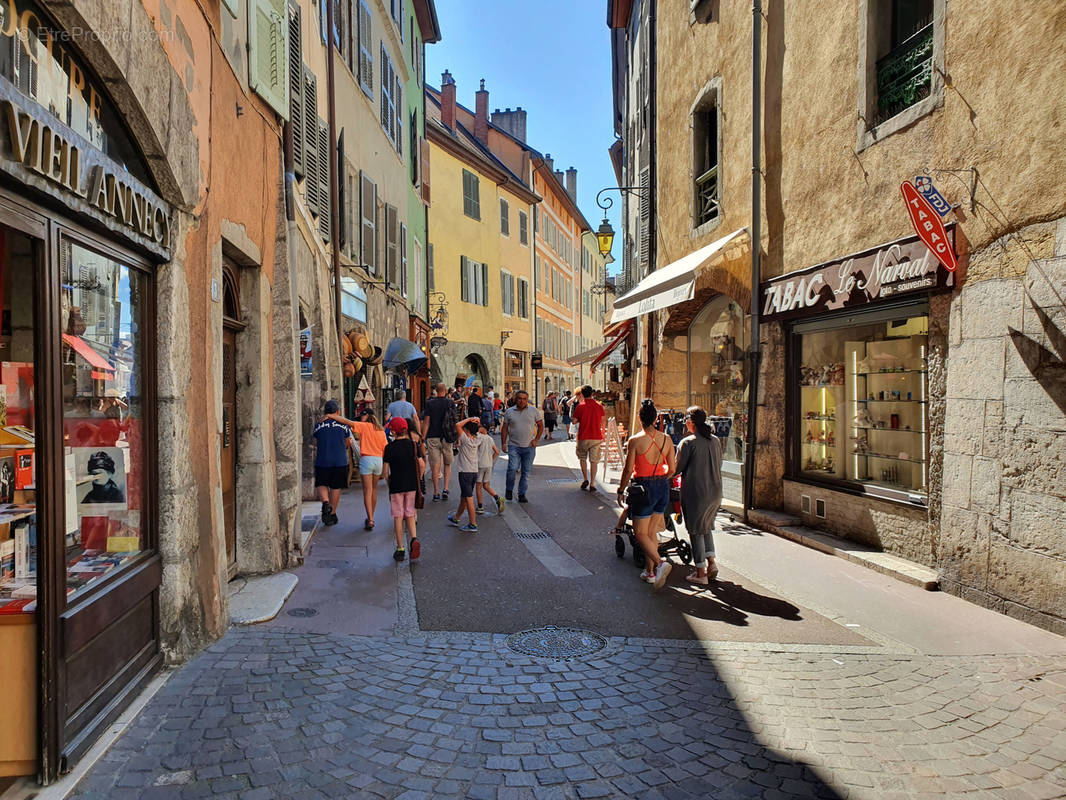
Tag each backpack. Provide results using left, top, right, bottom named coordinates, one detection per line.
left=441, top=398, right=459, bottom=444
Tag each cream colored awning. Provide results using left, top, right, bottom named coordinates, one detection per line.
left=609, top=228, right=749, bottom=324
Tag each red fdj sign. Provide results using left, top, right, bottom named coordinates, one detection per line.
left=901, top=181, right=957, bottom=272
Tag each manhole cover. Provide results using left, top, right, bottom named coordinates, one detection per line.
left=506, top=626, right=608, bottom=660
left=286, top=607, right=318, bottom=618
left=513, top=530, right=552, bottom=540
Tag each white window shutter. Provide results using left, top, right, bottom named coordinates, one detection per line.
left=360, top=171, right=377, bottom=274
left=249, top=0, right=290, bottom=119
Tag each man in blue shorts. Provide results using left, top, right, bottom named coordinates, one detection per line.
left=313, top=399, right=353, bottom=525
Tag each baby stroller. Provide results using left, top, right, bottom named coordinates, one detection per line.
left=613, top=475, right=692, bottom=568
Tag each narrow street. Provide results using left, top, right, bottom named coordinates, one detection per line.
left=68, top=439, right=1066, bottom=800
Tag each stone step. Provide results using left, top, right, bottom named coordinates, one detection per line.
left=747, top=508, right=940, bottom=591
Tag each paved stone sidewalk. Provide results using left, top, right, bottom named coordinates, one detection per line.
left=71, top=628, right=1066, bottom=800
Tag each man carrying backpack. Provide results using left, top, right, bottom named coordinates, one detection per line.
left=420, top=382, right=458, bottom=501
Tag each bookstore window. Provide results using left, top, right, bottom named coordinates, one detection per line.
left=0, top=228, right=38, bottom=615
left=793, top=306, right=929, bottom=501
left=60, top=238, right=150, bottom=601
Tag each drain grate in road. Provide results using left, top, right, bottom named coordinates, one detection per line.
left=506, top=626, right=608, bottom=660
left=286, top=607, right=318, bottom=618
left=513, top=530, right=552, bottom=541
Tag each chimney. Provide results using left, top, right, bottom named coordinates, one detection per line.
left=474, top=78, right=489, bottom=143
left=555, top=170, right=565, bottom=187
left=491, top=106, right=527, bottom=142
left=544, top=153, right=554, bottom=173
left=565, top=167, right=578, bottom=203
left=441, top=70, right=456, bottom=129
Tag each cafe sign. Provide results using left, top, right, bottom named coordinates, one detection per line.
left=760, top=229, right=955, bottom=323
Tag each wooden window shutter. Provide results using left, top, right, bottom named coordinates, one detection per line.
left=385, top=204, right=398, bottom=287
left=360, top=171, right=377, bottom=274
left=249, top=0, right=290, bottom=119
left=336, top=130, right=345, bottom=250
left=409, top=112, right=418, bottom=185
left=287, top=2, right=305, bottom=177
left=420, top=138, right=431, bottom=203
left=638, top=166, right=651, bottom=266
left=480, top=262, right=488, bottom=306
left=400, top=222, right=408, bottom=297
left=460, top=256, right=470, bottom=302
left=302, top=68, right=319, bottom=215
left=395, top=79, right=403, bottom=156
left=345, top=170, right=355, bottom=258
left=317, top=120, right=331, bottom=242
left=358, top=1, right=373, bottom=94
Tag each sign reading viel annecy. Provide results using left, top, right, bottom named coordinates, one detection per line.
left=0, top=0, right=171, bottom=255
left=760, top=229, right=955, bottom=323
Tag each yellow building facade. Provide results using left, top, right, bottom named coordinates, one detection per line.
left=426, top=77, right=537, bottom=395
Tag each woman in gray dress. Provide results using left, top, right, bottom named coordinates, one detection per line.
left=674, top=406, right=724, bottom=584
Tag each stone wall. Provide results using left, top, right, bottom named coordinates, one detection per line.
left=939, top=219, right=1066, bottom=634
left=433, top=342, right=500, bottom=390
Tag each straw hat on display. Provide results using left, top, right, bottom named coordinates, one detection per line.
left=365, top=345, right=384, bottom=366
left=352, top=332, right=373, bottom=359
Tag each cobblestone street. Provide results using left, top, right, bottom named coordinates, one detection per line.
left=70, top=628, right=1066, bottom=800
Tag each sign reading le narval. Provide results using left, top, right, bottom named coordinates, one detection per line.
left=760, top=229, right=956, bottom=323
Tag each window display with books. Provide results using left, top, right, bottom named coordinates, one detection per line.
left=794, top=309, right=929, bottom=502
left=61, top=239, right=148, bottom=601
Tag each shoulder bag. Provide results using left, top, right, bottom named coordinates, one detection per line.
left=623, top=434, right=668, bottom=509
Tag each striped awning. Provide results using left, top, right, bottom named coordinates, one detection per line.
left=589, top=321, right=633, bottom=370
left=62, top=334, right=115, bottom=380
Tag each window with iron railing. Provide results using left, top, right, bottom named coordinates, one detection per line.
left=875, top=22, right=933, bottom=125
left=693, top=106, right=719, bottom=227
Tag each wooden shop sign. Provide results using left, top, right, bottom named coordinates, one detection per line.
left=760, top=229, right=955, bottom=323
left=0, top=82, right=171, bottom=256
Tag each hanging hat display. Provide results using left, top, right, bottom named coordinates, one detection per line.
left=341, top=333, right=353, bottom=357
left=343, top=361, right=356, bottom=378
left=365, top=345, right=384, bottom=366
left=349, top=353, right=363, bottom=373
left=352, top=332, right=373, bottom=359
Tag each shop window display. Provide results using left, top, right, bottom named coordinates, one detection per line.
left=687, top=296, right=748, bottom=465
left=0, top=229, right=38, bottom=616
left=61, top=239, right=147, bottom=600
left=796, top=310, right=928, bottom=499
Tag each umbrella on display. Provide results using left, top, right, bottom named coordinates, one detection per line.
left=382, top=337, right=428, bottom=373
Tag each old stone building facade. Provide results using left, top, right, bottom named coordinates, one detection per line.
left=611, top=0, right=1065, bottom=631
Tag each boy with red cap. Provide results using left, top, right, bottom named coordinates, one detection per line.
left=382, top=416, right=424, bottom=561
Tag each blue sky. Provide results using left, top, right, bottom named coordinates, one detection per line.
left=426, top=0, right=620, bottom=274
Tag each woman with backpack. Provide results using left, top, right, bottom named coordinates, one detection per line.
left=542, top=392, right=559, bottom=440
left=616, top=399, right=677, bottom=591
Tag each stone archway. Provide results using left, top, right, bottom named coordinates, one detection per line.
left=464, top=352, right=492, bottom=388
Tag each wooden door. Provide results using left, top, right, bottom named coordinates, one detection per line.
left=222, top=328, right=237, bottom=578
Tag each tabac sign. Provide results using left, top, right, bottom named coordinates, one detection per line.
left=760, top=229, right=956, bottom=323
left=901, top=180, right=956, bottom=271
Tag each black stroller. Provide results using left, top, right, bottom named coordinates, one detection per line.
left=613, top=474, right=692, bottom=568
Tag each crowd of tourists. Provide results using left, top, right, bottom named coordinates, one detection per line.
left=310, top=381, right=723, bottom=592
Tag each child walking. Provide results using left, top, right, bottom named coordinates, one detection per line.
left=475, top=424, right=504, bottom=515
left=447, top=417, right=482, bottom=533
left=382, top=417, right=424, bottom=561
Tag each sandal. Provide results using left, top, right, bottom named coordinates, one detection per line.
left=686, top=571, right=709, bottom=586
left=608, top=526, right=624, bottom=536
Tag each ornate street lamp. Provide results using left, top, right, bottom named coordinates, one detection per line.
left=595, top=215, right=615, bottom=258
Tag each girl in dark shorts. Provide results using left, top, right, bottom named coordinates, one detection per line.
left=447, top=417, right=481, bottom=533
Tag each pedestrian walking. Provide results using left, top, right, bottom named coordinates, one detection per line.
left=542, top=392, right=559, bottom=440
left=492, top=394, right=503, bottom=432
left=420, top=383, right=457, bottom=502
left=382, top=417, right=424, bottom=562
left=313, top=399, right=353, bottom=526
left=475, top=424, right=504, bottom=514
left=674, top=406, right=724, bottom=584
left=501, top=390, right=543, bottom=503
left=332, top=410, right=388, bottom=530
left=572, top=385, right=606, bottom=492
left=561, top=390, right=574, bottom=440
left=447, top=417, right=482, bottom=532
left=616, top=399, right=677, bottom=590
left=385, top=390, right=418, bottom=431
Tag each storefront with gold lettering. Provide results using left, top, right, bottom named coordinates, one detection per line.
left=0, top=1, right=169, bottom=781
left=758, top=230, right=955, bottom=553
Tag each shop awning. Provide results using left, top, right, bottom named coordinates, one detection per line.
left=602, top=319, right=629, bottom=339
left=62, top=334, right=115, bottom=380
left=589, top=321, right=633, bottom=370
left=567, top=342, right=610, bottom=367
left=382, top=337, right=428, bottom=373
left=609, top=228, right=749, bottom=324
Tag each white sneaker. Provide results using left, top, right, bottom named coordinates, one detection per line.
left=653, top=560, right=672, bottom=591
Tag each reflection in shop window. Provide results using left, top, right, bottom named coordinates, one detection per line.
left=61, top=239, right=148, bottom=602
left=687, top=297, right=748, bottom=466
left=796, top=310, right=928, bottom=500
